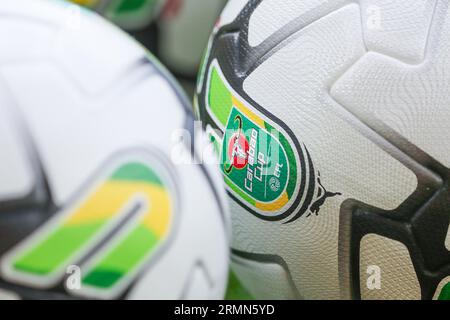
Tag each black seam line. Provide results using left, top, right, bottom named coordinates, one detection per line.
left=348, top=193, right=446, bottom=272
left=1, top=56, right=155, bottom=99
left=242, top=2, right=356, bottom=77
left=408, top=193, right=450, bottom=276
left=0, top=57, right=161, bottom=116
left=179, top=260, right=215, bottom=300
left=138, top=57, right=193, bottom=115
left=242, top=0, right=437, bottom=77
left=328, top=92, right=443, bottom=179
left=420, top=0, right=440, bottom=65
left=327, top=66, right=443, bottom=188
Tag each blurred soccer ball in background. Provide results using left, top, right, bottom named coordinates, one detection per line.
left=0, top=0, right=229, bottom=300
left=70, top=0, right=165, bottom=30
left=158, top=0, right=227, bottom=77
left=70, top=0, right=228, bottom=77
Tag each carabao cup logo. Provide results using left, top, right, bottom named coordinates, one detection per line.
left=204, top=61, right=319, bottom=222
left=221, top=109, right=290, bottom=209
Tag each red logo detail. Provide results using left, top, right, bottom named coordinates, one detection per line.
left=227, top=132, right=249, bottom=170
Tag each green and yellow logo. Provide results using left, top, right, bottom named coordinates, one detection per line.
left=1, top=152, right=175, bottom=299
left=222, top=106, right=293, bottom=213
left=205, top=62, right=318, bottom=222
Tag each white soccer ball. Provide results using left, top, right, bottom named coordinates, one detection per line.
left=196, top=0, right=450, bottom=300
left=0, top=0, right=229, bottom=300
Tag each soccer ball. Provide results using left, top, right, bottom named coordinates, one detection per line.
left=195, top=0, right=450, bottom=300
left=0, top=0, right=229, bottom=300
